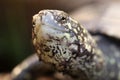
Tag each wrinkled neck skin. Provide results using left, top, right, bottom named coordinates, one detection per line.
left=32, top=10, right=105, bottom=80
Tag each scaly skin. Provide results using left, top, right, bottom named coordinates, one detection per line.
left=32, top=10, right=105, bottom=80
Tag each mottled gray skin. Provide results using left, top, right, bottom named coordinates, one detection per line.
left=32, top=10, right=105, bottom=80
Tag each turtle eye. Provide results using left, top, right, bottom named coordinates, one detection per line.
left=59, top=16, right=67, bottom=23
left=61, top=16, right=66, bottom=21
left=54, top=12, right=68, bottom=24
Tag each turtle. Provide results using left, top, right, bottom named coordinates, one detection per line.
left=11, top=9, right=120, bottom=80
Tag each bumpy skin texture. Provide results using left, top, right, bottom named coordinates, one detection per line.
left=32, top=10, right=105, bottom=80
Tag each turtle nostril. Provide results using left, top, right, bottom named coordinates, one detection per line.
left=32, top=21, right=35, bottom=27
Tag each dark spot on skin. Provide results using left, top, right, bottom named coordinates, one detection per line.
left=44, top=47, right=50, bottom=52
left=52, top=49, right=58, bottom=56
left=63, top=51, right=66, bottom=54
left=49, top=45, right=52, bottom=48
left=47, top=39, right=52, bottom=42
left=53, top=46, right=55, bottom=49
left=56, top=45, right=63, bottom=55
left=70, top=49, right=78, bottom=59
left=56, top=46, right=59, bottom=50
left=71, top=49, right=78, bottom=54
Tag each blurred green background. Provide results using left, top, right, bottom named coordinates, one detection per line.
left=0, top=0, right=96, bottom=72
left=0, top=0, right=32, bottom=72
